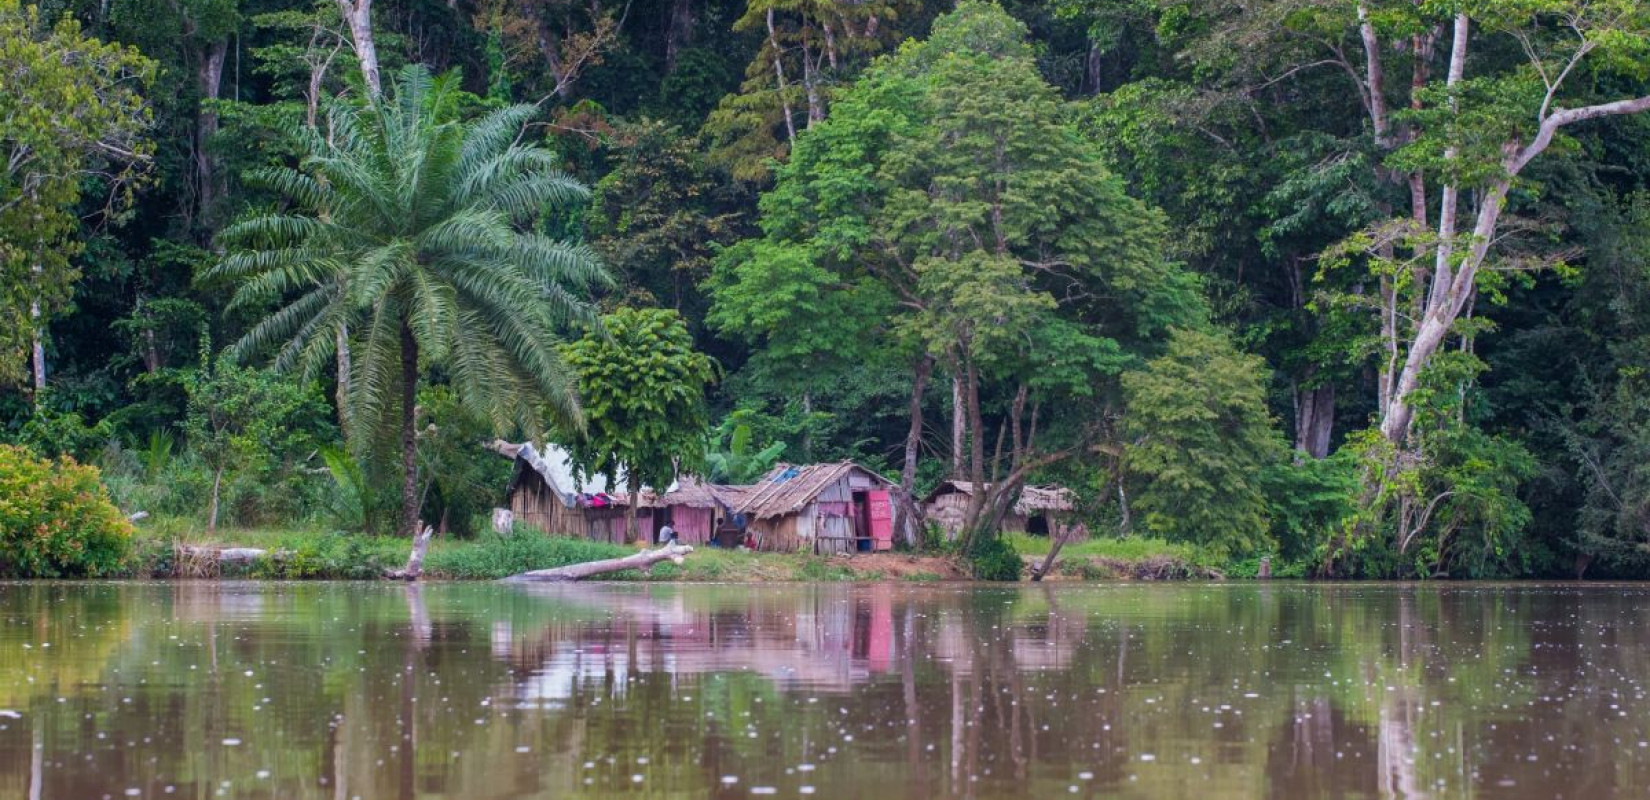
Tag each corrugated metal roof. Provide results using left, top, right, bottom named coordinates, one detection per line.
left=508, top=442, right=676, bottom=508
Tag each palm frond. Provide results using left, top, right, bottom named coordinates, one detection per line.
left=459, top=104, right=539, bottom=176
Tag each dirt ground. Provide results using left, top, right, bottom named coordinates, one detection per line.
left=835, top=552, right=968, bottom=580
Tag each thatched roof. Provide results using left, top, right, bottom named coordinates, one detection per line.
left=734, top=462, right=894, bottom=520
left=656, top=476, right=747, bottom=510
left=922, top=480, right=1075, bottom=515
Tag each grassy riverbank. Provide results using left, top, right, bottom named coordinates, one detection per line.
left=1003, top=533, right=1228, bottom=579
left=117, top=517, right=1218, bottom=582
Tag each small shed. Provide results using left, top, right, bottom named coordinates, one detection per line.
left=503, top=442, right=671, bottom=543
left=735, top=462, right=897, bottom=554
left=922, top=481, right=1077, bottom=539
left=648, top=477, right=748, bottom=545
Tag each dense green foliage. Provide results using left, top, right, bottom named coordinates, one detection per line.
left=1121, top=328, right=1284, bottom=560
left=561, top=306, right=716, bottom=540
left=0, top=443, right=132, bottom=576
left=0, top=0, right=153, bottom=384
left=209, top=65, right=607, bottom=535
left=5, top=0, right=1650, bottom=579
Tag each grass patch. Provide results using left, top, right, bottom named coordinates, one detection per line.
left=1004, top=532, right=1207, bottom=562
left=638, top=547, right=801, bottom=582
left=119, top=517, right=1218, bottom=582
left=1006, top=532, right=1226, bottom=579
left=128, top=516, right=408, bottom=579
left=423, top=533, right=632, bottom=579
left=793, top=557, right=863, bottom=581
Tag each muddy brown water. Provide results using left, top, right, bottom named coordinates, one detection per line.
left=2, top=582, right=1648, bottom=799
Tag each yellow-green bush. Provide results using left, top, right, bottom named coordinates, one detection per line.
left=0, top=444, right=133, bottom=577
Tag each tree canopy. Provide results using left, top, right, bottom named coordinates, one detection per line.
left=6, top=0, right=1650, bottom=578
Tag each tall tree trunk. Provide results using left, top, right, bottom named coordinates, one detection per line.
left=625, top=473, right=641, bottom=544
left=950, top=374, right=964, bottom=477
left=336, top=326, right=351, bottom=438
left=1362, top=14, right=1650, bottom=444
left=29, top=295, right=45, bottom=396
left=959, top=358, right=989, bottom=539
left=207, top=464, right=224, bottom=534
left=1381, top=14, right=1469, bottom=443
left=1083, top=37, right=1103, bottom=95
left=336, top=0, right=381, bottom=98
left=896, top=356, right=931, bottom=547
left=400, top=322, right=420, bottom=537
left=1116, top=478, right=1131, bottom=534
left=1356, top=2, right=1391, bottom=146
left=1293, top=379, right=1335, bottom=459
left=966, top=360, right=985, bottom=486
left=766, top=8, right=796, bottom=145
left=800, top=34, right=823, bottom=125
left=664, top=0, right=694, bottom=73
left=196, top=39, right=227, bottom=229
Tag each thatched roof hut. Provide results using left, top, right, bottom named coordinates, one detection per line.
left=922, top=481, right=1077, bottom=539
left=650, top=477, right=749, bottom=545
left=733, top=462, right=898, bottom=554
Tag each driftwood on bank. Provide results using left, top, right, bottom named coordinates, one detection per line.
left=386, top=525, right=435, bottom=581
left=171, top=544, right=286, bottom=578
left=176, top=545, right=277, bottom=564
left=504, top=543, right=695, bottom=582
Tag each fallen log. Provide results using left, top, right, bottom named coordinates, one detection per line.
left=170, top=545, right=285, bottom=578
left=504, top=543, right=694, bottom=582
left=176, top=545, right=274, bottom=564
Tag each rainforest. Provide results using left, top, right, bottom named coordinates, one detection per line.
left=4, top=0, right=1650, bottom=581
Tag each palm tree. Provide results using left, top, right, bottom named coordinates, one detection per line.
left=209, top=66, right=608, bottom=536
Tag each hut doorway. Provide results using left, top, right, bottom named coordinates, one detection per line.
left=853, top=489, right=895, bottom=552
left=852, top=491, right=871, bottom=552
left=1026, top=513, right=1050, bottom=536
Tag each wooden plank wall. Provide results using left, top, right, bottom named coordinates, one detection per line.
left=671, top=507, right=713, bottom=544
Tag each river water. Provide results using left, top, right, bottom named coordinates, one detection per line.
left=1, top=582, right=1647, bottom=799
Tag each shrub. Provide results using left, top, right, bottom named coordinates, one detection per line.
left=245, top=532, right=401, bottom=580
left=966, top=534, right=1021, bottom=581
left=0, top=444, right=133, bottom=577
left=921, top=521, right=953, bottom=554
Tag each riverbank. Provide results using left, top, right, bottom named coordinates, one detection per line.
left=119, top=518, right=1216, bottom=582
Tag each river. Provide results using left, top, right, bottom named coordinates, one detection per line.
left=1, top=582, right=1647, bottom=798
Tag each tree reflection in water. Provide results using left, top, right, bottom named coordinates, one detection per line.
left=1, top=582, right=1648, bottom=798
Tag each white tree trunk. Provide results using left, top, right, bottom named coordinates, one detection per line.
left=336, top=0, right=381, bottom=98
left=505, top=543, right=694, bottom=581
left=387, top=525, right=434, bottom=580
left=950, top=374, right=965, bottom=476
left=29, top=297, right=45, bottom=395
left=1371, top=11, right=1650, bottom=445
left=207, top=465, right=225, bottom=534
left=766, top=8, right=796, bottom=145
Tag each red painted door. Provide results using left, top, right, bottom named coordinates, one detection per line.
left=867, top=490, right=894, bottom=551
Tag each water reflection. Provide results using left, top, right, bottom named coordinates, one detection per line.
left=1, top=582, right=1648, bottom=798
